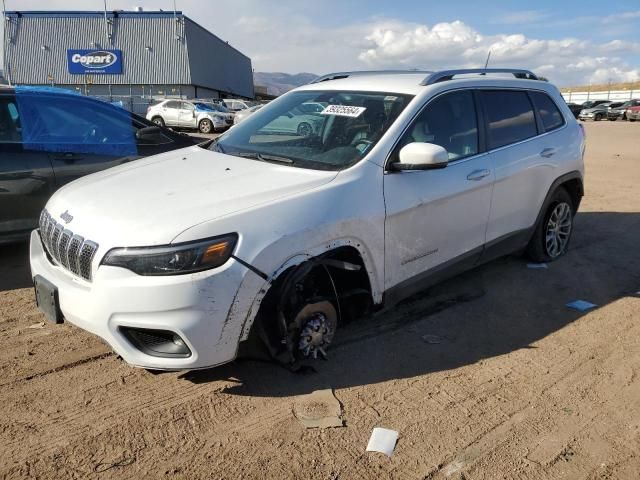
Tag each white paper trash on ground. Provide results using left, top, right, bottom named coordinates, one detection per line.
left=566, top=300, right=598, bottom=312
left=366, top=427, right=399, bottom=457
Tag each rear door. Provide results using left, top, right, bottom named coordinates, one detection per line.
left=0, top=94, right=57, bottom=238
left=15, top=93, right=142, bottom=188
left=179, top=102, right=197, bottom=127
left=481, top=89, right=564, bottom=245
left=161, top=101, right=181, bottom=126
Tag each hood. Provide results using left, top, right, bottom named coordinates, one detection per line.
left=46, top=146, right=338, bottom=247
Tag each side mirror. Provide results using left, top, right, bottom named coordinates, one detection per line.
left=392, top=142, right=449, bottom=171
left=136, top=126, right=166, bottom=143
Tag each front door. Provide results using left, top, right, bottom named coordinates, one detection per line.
left=383, top=89, right=494, bottom=291
left=0, top=95, right=57, bottom=238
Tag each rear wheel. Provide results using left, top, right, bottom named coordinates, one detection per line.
left=198, top=118, right=213, bottom=133
left=526, top=188, right=574, bottom=262
left=151, top=116, right=165, bottom=127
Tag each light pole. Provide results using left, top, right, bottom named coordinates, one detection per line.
left=2, top=0, right=9, bottom=86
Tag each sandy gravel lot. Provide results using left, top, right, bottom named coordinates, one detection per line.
left=1, top=121, right=640, bottom=479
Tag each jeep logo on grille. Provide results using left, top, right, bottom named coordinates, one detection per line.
left=60, top=210, right=74, bottom=224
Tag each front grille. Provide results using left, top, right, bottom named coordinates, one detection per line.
left=39, top=210, right=99, bottom=281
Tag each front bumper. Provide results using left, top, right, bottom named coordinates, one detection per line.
left=29, top=230, right=246, bottom=370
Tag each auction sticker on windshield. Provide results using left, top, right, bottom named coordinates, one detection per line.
left=321, top=105, right=367, bottom=117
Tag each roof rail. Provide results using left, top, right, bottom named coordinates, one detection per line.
left=310, top=70, right=433, bottom=84
left=421, top=68, right=538, bottom=85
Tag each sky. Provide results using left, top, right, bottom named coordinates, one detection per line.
left=2, top=0, right=640, bottom=86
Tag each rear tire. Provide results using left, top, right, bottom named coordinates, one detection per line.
left=526, top=188, right=575, bottom=263
left=199, top=118, right=213, bottom=133
left=151, top=116, right=165, bottom=127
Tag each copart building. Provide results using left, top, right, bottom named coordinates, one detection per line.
left=3, top=10, right=254, bottom=112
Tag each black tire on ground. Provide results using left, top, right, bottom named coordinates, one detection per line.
left=199, top=118, right=213, bottom=133
left=594, top=113, right=603, bottom=121
left=526, top=187, right=575, bottom=263
left=610, top=117, right=617, bottom=121
left=151, top=116, right=165, bottom=127
left=630, top=118, right=636, bottom=122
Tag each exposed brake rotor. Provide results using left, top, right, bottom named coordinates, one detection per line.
left=291, top=301, right=337, bottom=360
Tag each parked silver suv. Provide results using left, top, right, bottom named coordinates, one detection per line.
left=146, top=100, right=229, bottom=133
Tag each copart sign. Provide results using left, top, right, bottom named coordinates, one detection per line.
left=67, top=49, right=123, bottom=74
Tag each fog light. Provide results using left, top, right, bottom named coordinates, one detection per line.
left=119, top=327, right=192, bottom=358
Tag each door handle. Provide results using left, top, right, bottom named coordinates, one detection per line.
left=540, top=148, right=556, bottom=158
left=467, top=169, right=491, bottom=181
left=53, top=152, right=80, bottom=164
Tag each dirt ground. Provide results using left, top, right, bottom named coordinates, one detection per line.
left=1, top=121, right=640, bottom=480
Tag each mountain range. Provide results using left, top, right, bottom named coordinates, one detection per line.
left=253, top=72, right=318, bottom=96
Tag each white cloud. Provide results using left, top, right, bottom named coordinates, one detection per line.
left=355, top=20, right=640, bottom=86
left=492, top=10, right=551, bottom=25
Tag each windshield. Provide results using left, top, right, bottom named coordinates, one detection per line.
left=210, top=90, right=413, bottom=170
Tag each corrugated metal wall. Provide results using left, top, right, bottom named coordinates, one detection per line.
left=185, top=18, right=254, bottom=99
left=3, top=13, right=254, bottom=98
left=5, top=15, right=191, bottom=85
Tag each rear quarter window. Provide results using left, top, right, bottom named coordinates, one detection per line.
left=530, top=91, right=565, bottom=133
left=481, top=90, right=538, bottom=150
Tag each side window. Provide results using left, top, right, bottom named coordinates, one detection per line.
left=0, top=97, right=22, bottom=143
left=182, top=102, right=195, bottom=111
left=482, top=90, right=537, bottom=150
left=530, top=91, right=564, bottom=132
left=399, top=90, right=478, bottom=161
left=165, top=101, right=180, bottom=109
left=15, top=94, right=137, bottom=155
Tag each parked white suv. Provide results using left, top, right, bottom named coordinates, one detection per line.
left=31, top=69, right=585, bottom=370
left=146, top=99, right=230, bottom=133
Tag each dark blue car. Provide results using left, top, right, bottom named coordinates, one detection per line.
left=0, top=87, right=198, bottom=244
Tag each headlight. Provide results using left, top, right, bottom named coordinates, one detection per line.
left=102, top=234, right=237, bottom=276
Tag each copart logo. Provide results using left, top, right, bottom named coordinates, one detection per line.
left=71, top=51, right=118, bottom=69
left=60, top=210, right=74, bottom=224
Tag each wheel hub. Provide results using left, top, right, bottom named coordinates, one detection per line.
left=545, top=202, right=572, bottom=258
left=298, top=313, right=332, bottom=359
left=291, top=301, right=337, bottom=360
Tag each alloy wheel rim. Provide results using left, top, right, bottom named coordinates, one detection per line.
left=545, top=202, right=572, bottom=258
left=201, top=120, right=212, bottom=133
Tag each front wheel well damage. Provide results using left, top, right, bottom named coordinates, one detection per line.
left=241, top=246, right=373, bottom=364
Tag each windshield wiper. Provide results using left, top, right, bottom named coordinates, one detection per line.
left=232, top=151, right=295, bottom=165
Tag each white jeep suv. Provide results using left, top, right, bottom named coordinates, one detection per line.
left=146, top=99, right=229, bottom=133
left=30, top=69, right=585, bottom=370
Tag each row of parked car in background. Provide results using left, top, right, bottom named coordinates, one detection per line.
left=146, top=98, right=268, bottom=133
left=566, top=99, right=640, bottom=122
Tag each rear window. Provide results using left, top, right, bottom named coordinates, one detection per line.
left=481, top=91, right=537, bottom=150
left=530, top=91, right=564, bottom=133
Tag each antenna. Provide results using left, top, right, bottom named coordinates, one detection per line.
left=484, top=50, right=491, bottom=69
